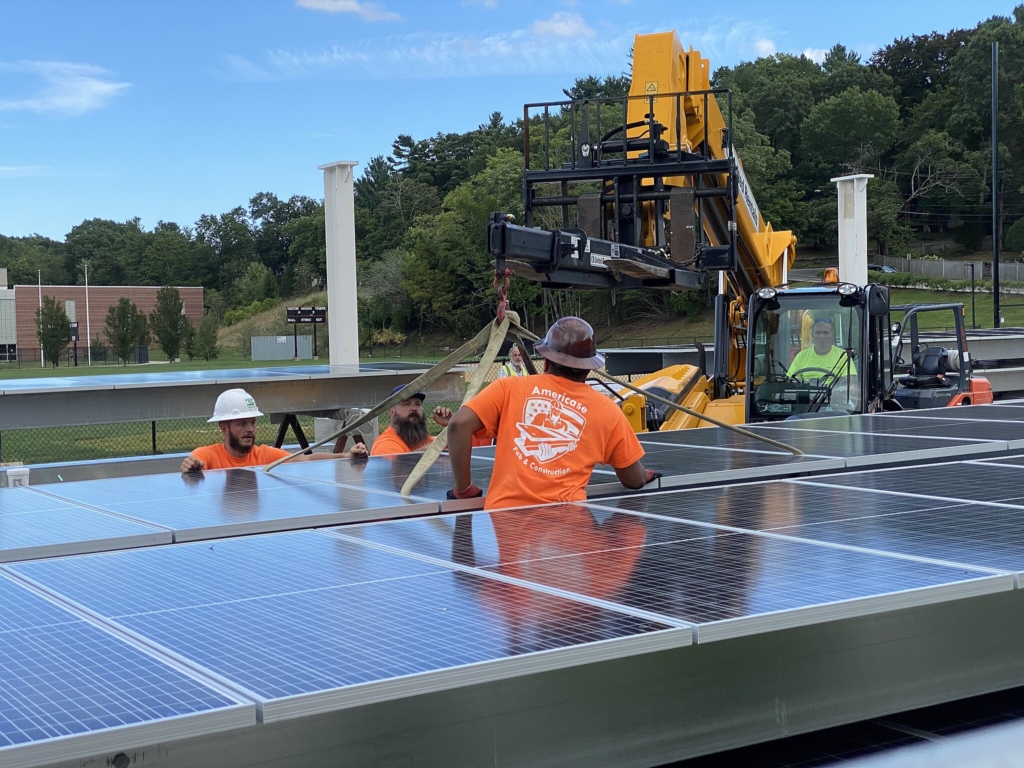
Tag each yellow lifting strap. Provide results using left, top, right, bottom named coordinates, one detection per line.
left=266, top=311, right=803, bottom=488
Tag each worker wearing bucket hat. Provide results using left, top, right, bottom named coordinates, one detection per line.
left=445, top=317, right=659, bottom=509
left=180, top=388, right=368, bottom=472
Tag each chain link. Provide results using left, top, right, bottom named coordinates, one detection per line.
left=493, top=268, right=511, bottom=324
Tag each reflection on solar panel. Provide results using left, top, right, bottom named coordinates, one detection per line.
left=887, top=404, right=1024, bottom=421
left=765, top=503, right=1024, bottom=574
left=33, top=468, right=436, bottom=541
left=0, top=574, right=253, bottom=768
left=636, top=422, right=1001, bottom=465
left=799, top=462, right=1024, bottom=506
left=598, top=481, right=969, bottom=530
left=0, top=488, right=169, bottom=563
left=9, top=531, right=685, bottom=722
left=759, top=413, right=1024, bottom=445
left=268, top=452, right=498, bottom=506
left=328, top=504, right=1007, bottom=642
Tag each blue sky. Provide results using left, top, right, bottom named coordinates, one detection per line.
left=0, top=0, right=1016, bottom=239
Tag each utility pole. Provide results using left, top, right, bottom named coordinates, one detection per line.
left=992, top=41, right=1001, bottom=328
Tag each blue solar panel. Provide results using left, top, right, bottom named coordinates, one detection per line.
left=599, top=481, right=967, bottom=530
left=0, top=574, right=252, bottom=767
left=34, top=468, right=436, bottom=541
left=330, top=506, right=1009, bottom=642
left=10, top=531, right=684, bottom=721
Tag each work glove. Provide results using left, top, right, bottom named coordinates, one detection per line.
left=644, top=469, right=663, bottom=486
left=447, top=484, right=484, bottom=500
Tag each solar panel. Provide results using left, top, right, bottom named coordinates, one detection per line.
left=760, top=413, right=1024, bottom=446
left=885, top=404, right=1024, bottom=422
left=757, top=503, right=1024, bottom=575
left=0, top=574, right=253, bottom=768
left=330, top=506, right=1007, bottom=642
left=0, top=488, right=170, bottom=563
left=978, top=455, right=1024, bottom=467
left=597, top=481, right=968, bottom=531
left=9, top=531, right=685, bottom=722
left=267, top=453, right=499, bottom=510
left=631, top=443, right=844, bottom=488
left=796, top=462, right=1024, bottom=506
left=32, top=468, right=437, bottom=541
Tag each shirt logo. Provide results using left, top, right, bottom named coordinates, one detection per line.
left=515, top=396, right=586, bottom=464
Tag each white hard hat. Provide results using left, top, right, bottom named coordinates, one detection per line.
left=208, top=388, right=264, bottom=423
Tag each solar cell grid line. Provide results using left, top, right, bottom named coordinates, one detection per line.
left=883, top=404, right=1024, bottom=421
left=972, top=455, right=1024, bottom=468
left=757, top=414, right=1024, bottom=447
left=6, top=532, right=686, bottom=723
left=795, top=461, right=1024, bottom=506
left=0, top=487, right=171, bottom=564
left=265, top=452, right=497, bottom=511
left=594, top=480, right=972, bottom=532
left=629, top=423, right=1007, bottom=466
left=583, top=498, right=1015, bottom=577
left=30, top=468, right=438, bottom=542
left=748, top=502, right=1024, bottom=576
left=784, top=477, right=1024, bottom=516
left=6, top=530, right=449, bottom=618
left=326, top=506, right=1008, bottom=643
left=0, top=574, right=254, bottom=768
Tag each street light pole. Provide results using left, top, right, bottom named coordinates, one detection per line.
left=968, top=261, right=977, bottom=329
left=37, top=270, right=44, bottom=368
left=992, top=40, right=1001, bottom=328
left=84, top=263, right=92, bottom=366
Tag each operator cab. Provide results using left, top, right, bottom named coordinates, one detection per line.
left=746, top=284, right=888, bottom=422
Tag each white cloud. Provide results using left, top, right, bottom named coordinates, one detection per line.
left=753, top=38, right=776, bottom=56
left=0, top=165, right=54, bottom=178
left=0, top=61, right=129, bottom=117
left=222, top=21, right=630, bottom=82
left=295, top=0, right=402, bottom=22
left=803, top=47, right=828, bottom=64
left=529, top=11, right=595, bottom=39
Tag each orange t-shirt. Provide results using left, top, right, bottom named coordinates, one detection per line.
left=370, top=426, right=434, bottom=456
left=189, top=443, right=290, bottom=470
left=465, top=373, right=644, bottom=510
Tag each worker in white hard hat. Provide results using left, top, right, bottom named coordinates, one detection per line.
left=180, top=388, right=367, bottom=472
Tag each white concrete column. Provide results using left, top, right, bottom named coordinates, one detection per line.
left=319, top=160, right=360, bottom=367
left=831, top=174, right=873, bottom=287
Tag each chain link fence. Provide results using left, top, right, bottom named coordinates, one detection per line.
left=0, top=415, right=318, bottom=465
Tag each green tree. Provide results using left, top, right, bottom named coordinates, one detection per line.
left=104, top=297, right=143, bottom=365
left=801, top=88, right=901, bottom=170
left=234, top=261, right=279, bottom=305
left=181, top=323, right=198, bottom=361
left=149, top=286, right=190, bottom=362
left=34, top=295, right=72, bottom=367
left=196, top=314, right=220, bottom=361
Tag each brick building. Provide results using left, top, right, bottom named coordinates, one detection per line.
left=0, top=282, right=204, bottom=360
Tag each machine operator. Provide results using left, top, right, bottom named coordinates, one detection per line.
left=445, top=316, right=660, bottom=509
left=180, top=388, right=367, bottom=472
left=787, top=317, right=857, bottom=382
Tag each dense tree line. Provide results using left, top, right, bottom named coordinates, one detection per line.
left=3, top=6, right=1023, bottom=342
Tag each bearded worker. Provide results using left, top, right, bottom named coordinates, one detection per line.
left=370, top=386, right=454, bottom=456
left=445, top=317, right=660, bottom=509
left=180, top=388, right=367, bottom=472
